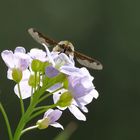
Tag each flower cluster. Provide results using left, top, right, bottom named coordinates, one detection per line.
left=1, top=43, right=99, bottom=132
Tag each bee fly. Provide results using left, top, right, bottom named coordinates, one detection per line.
left=28, top=28, right=103, bottom=70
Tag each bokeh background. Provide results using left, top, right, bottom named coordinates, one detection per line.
left=0, top=0, right=140, bottom=140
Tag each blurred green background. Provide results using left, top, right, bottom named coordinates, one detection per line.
left=0, top=0, right=140, bottom=140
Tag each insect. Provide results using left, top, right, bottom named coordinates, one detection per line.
left=28, top=28, right=103, bottom=70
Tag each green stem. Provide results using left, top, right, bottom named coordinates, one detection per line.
left=30, top=87, right=34, bottom=104
left=34, top=106, right=51, bottom=111
left=39, top=72, right=41, bottom=86
left=13, top=85, right=47, bottom=140
left=34, top=72, right=37, bottom=90
left=13, top=74, right=65, bottom=140
left=37, top=87, right=63, bottom=104
left=13, top=104, right=35, bottom=140
left=17, top=83, right=25, bottom=116
left=29, top=109, right=48, bottom=121
left=0, top=103, right=13, bottom=140
left=37, top=92, right=52, bottom=103
left=21, top=125, right=38, bottom=136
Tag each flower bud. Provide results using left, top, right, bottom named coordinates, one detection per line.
left=31, top=59, right=44, bottom=72
left=63, top=78, right=68, bottom=89
left=12, top=68, right=22, bottom=83
left=57, top=92, right=73, bottom=107
left=36, top=118, right=49, bottom=129
left=28, top=74, right=39, bottom=87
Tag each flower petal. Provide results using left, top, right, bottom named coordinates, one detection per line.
left=75, top=89, right=99, bottom=110
left=68, top=105, right=86, bottom=121
left=7, top=69, right=12, bottom=80
left=14, top=81, right=32, bottom=99
left=14, top=47, right=26, bottom=54
left=14, top=53, right=30, bottom=70
left=22, top=69, right=31, bottom=81
left=71, top=99, right=88, bottom=113
left=47, top=83, right=63, bottom=92
left=29, top=48, right=47, bottom=62
left=45, top=66, right=59, bottom=78
left=43, top=43, right=55, bottom=66
left=45, top=109, right=62, bottom=123
left=80, top=67, right=94, bottom=81
left=44, top=109, right=54, bottom=117
left=53, top=92, right=61, bottom=104
left=60, top=66, right=83, bottom=76
left=1, top=50, right=14, bottom=68
left=50, top=122, right=64, bottom=129
left=53, top=53, right=74, bottom=67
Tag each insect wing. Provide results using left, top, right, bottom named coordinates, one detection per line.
left=28, top=28, right=58, bottom=46
left=74, top=51, right=103, bottom=70
left=28, top=28, right=103, bottom=70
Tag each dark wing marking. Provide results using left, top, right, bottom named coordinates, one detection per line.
left=28, top=28, right=58, bottom=46
left=74, top=51, right=103, bottom=70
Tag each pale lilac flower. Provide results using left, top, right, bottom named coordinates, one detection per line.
left=68, top=68, right=98, bottom=99
left=43, top=44, right=85, bottom=92
left=43, top=43, right=84, bottom=78
left=1, top=47, right=30, bottom=80
left=43, top=43, right=78, bottom=92
left=43, top=44, right=99, bottom=121
left=43, top=43, right=75, bottom=77
left=1, top=46, right=30, bottom=70
left=53, top=92, right=87, bottom=121
left=53, top=67, right=99, bottom=121
left=1, top=47, right=33, bottom=99
left=51, top=52, right=75, bottom=67
left=11, top=47, right=49, bottom=99
left=37, top=109, right=63, bottom=129
left=14, top=48, right=48, bottom=99
left=43, top=43, right=74, bottom=67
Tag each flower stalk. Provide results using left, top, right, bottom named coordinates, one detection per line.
left=21, top=125, right=39, bottom=136
left=0, top=103, right=13, bottom=140
left=17, top=83, right=25, bottom=116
